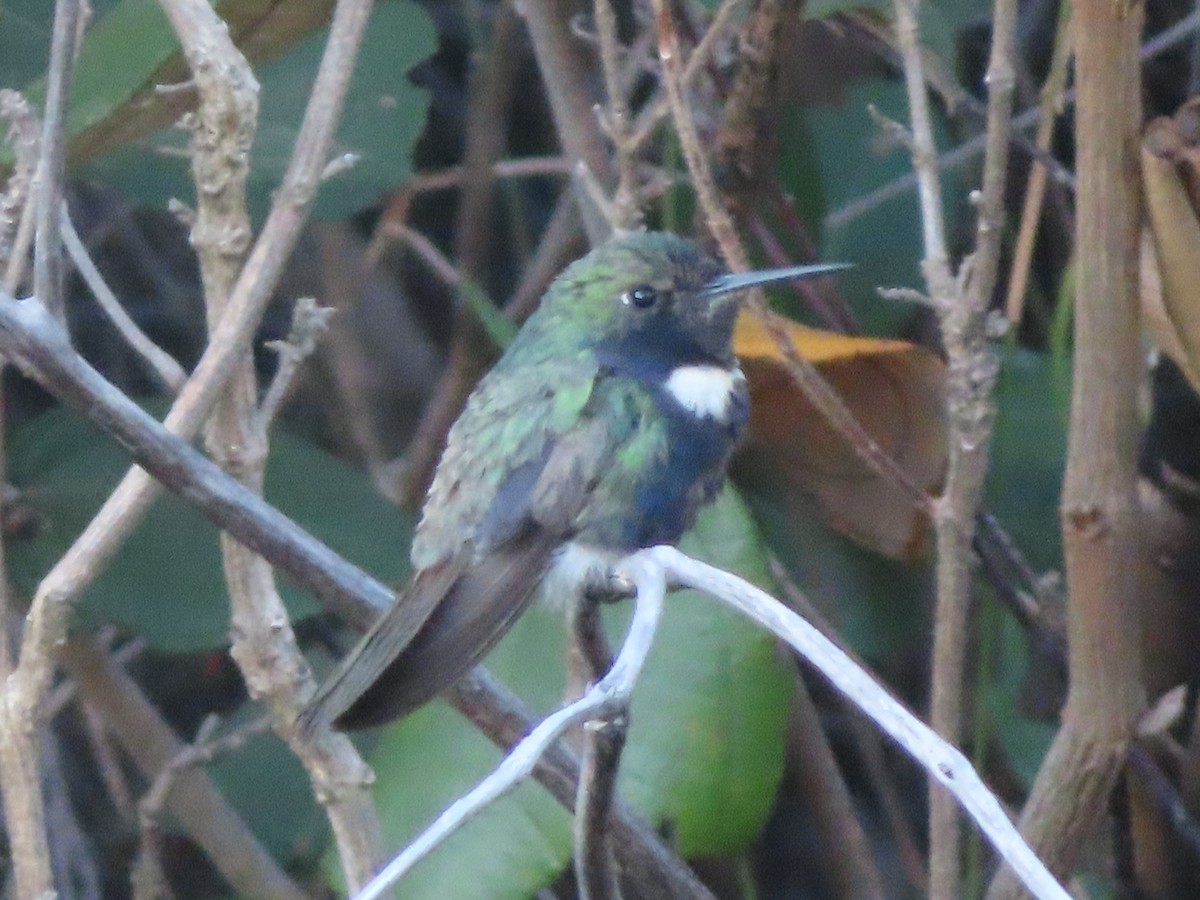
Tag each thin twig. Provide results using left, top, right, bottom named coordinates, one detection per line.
left=0, top=6, right=376, bottom=893
left=594, top=0, right=643, bottom=230
left=652, top=0, right=744, bottom=265
left=0, top=91, right=40, bottom=279
left=1127, top=742, right=1200, bottom=867
left=789, top=674, right=887, bottom=900
left=845, top=13, right=1074, bottom=193
left=0, top=0, right=81, bottom=890
left=133, top=714, right=273, bottom=899
left=627, top=0, right=742, bottom=152
left=62, top=638, right=306, bottom=900
left=259, top=296, right=335, bottom=428
left=575, top=720, right=626, bottom=900
left=570, top=600, right=623, bottom=900
left=1003, top=3, right=1073, bottom=324
left=31, top=0, right=81, bottom=323
left=891, top=0, right=1015, bottom=893
left=59, top=203, right=188, bottom=393
left=161, top=0, right=383, bottom=889
left=448, top=668, right=717, bottom=899
left=77, top=689, right=137, bottom=820
left=408, top=156, right=575, bottom=194
left=516, top=0, right=613, bottom=242
left=385, top=221, right=515, bottom=506
left=767, top=554, right=928, bottom=891
left=647, top=545, right=1069, bottom=900
left=354, top=556, right=667, bottom=900
left=890, top=0, right=950, bottom=269
left=825, top=11, right=1200, bottom=234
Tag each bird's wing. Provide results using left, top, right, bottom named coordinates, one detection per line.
left=299, top=367, right=634, bottom=733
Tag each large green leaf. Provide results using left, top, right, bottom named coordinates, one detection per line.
left=1, top=0, right=337, bottom=169
left=82, top=0, right=434, bottom=221
left=206, top=709, right=327, bottom=862
left=986, top=346, right=1070, bottom=571
left=613, top=488, right=791, bottom=852
left=362, top=487, right=792, bottom=896
left=974, top=346, right=1068, bottom=786
left=6, top=407, right=413, bottom=650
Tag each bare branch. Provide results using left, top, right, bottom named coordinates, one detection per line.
left=516, top=0, right=613, bottom=243
left=646, top=546, right=1069, bottom=900
left=62, top=638, right=305, bottom=900
left=825, top=11, right=1200, bottom=235
left=594, top=0, right=643, bottom=231
left=133, top=715, right=273, bottom=900
left=259, top=296, right=335, bottom=428
left=1003, top=3, right=1074, bottom=324
left=354, top=557, right=667, bottom=900
left=0, top=0, right=82, bottom=890
left=570, top=599, right=623, bottom=900
left=59, top=203, right=188, bottom=393
left=448, top=668, right=716, bottom=899
left=889, top=0, right=1014, bottom=893
left=988, top=4, right=1149, bottom=895
left=32, top=0, right=81, bottom=322
left=159, top=0, right=384, bottom=888
left=0, top=91, right=40, bottom=285
left=0, top=8, right=377, bottom=893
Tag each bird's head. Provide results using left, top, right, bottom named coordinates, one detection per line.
left=530, top=232, right=848, bottom=370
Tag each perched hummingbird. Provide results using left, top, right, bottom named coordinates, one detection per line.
left=300, top=232, right=847, bottom=732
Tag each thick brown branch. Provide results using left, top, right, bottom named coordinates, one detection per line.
left=987, top=3, right=1149, bottom=896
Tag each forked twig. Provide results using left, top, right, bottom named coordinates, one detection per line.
left=0, top=7, right=377, bottom=892
left=352, top=556, right=668, bottom=900
left=59, top=203, right=188, bottom=393
left=355, top=545, right=1069, bottom=900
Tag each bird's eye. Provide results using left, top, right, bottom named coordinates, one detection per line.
left=623, top=284, right=658, bottom=309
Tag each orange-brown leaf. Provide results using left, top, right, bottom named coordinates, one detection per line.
left=733, top=312, right=945, bottom=561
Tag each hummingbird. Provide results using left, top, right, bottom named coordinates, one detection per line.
left=299, top=232, right=848, bottom=733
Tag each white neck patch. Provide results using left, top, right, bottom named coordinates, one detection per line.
left=663, top=364, right=744, bottom=421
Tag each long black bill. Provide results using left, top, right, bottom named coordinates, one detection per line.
left=701, top=261, right=853, bottom=298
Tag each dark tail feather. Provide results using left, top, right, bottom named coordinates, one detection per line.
left=298, top=534, right=554, bottom=735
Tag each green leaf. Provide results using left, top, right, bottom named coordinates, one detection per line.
left=361, top=487, right=791, bottom=895
left=206, top=710, right=326, bottom=861
left=614, top=488, right=791, bottom=853
left=976, top=607, right=1055, bottom=786
left=1, top=0, right=339, bottom=171
left=802, top=0, right=891, bottom=16
left=6, top=408, right=413, bottom=650
left=364, top=703, right=572, bottom=899
left=810, top=80, right=960, bottom=336
left=986, top=346, right=1070, bottom=571
left=81, top=0, right=435, bottom=221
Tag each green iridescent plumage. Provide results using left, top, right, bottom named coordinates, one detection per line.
left=299, top=232, right=845, bottom=731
